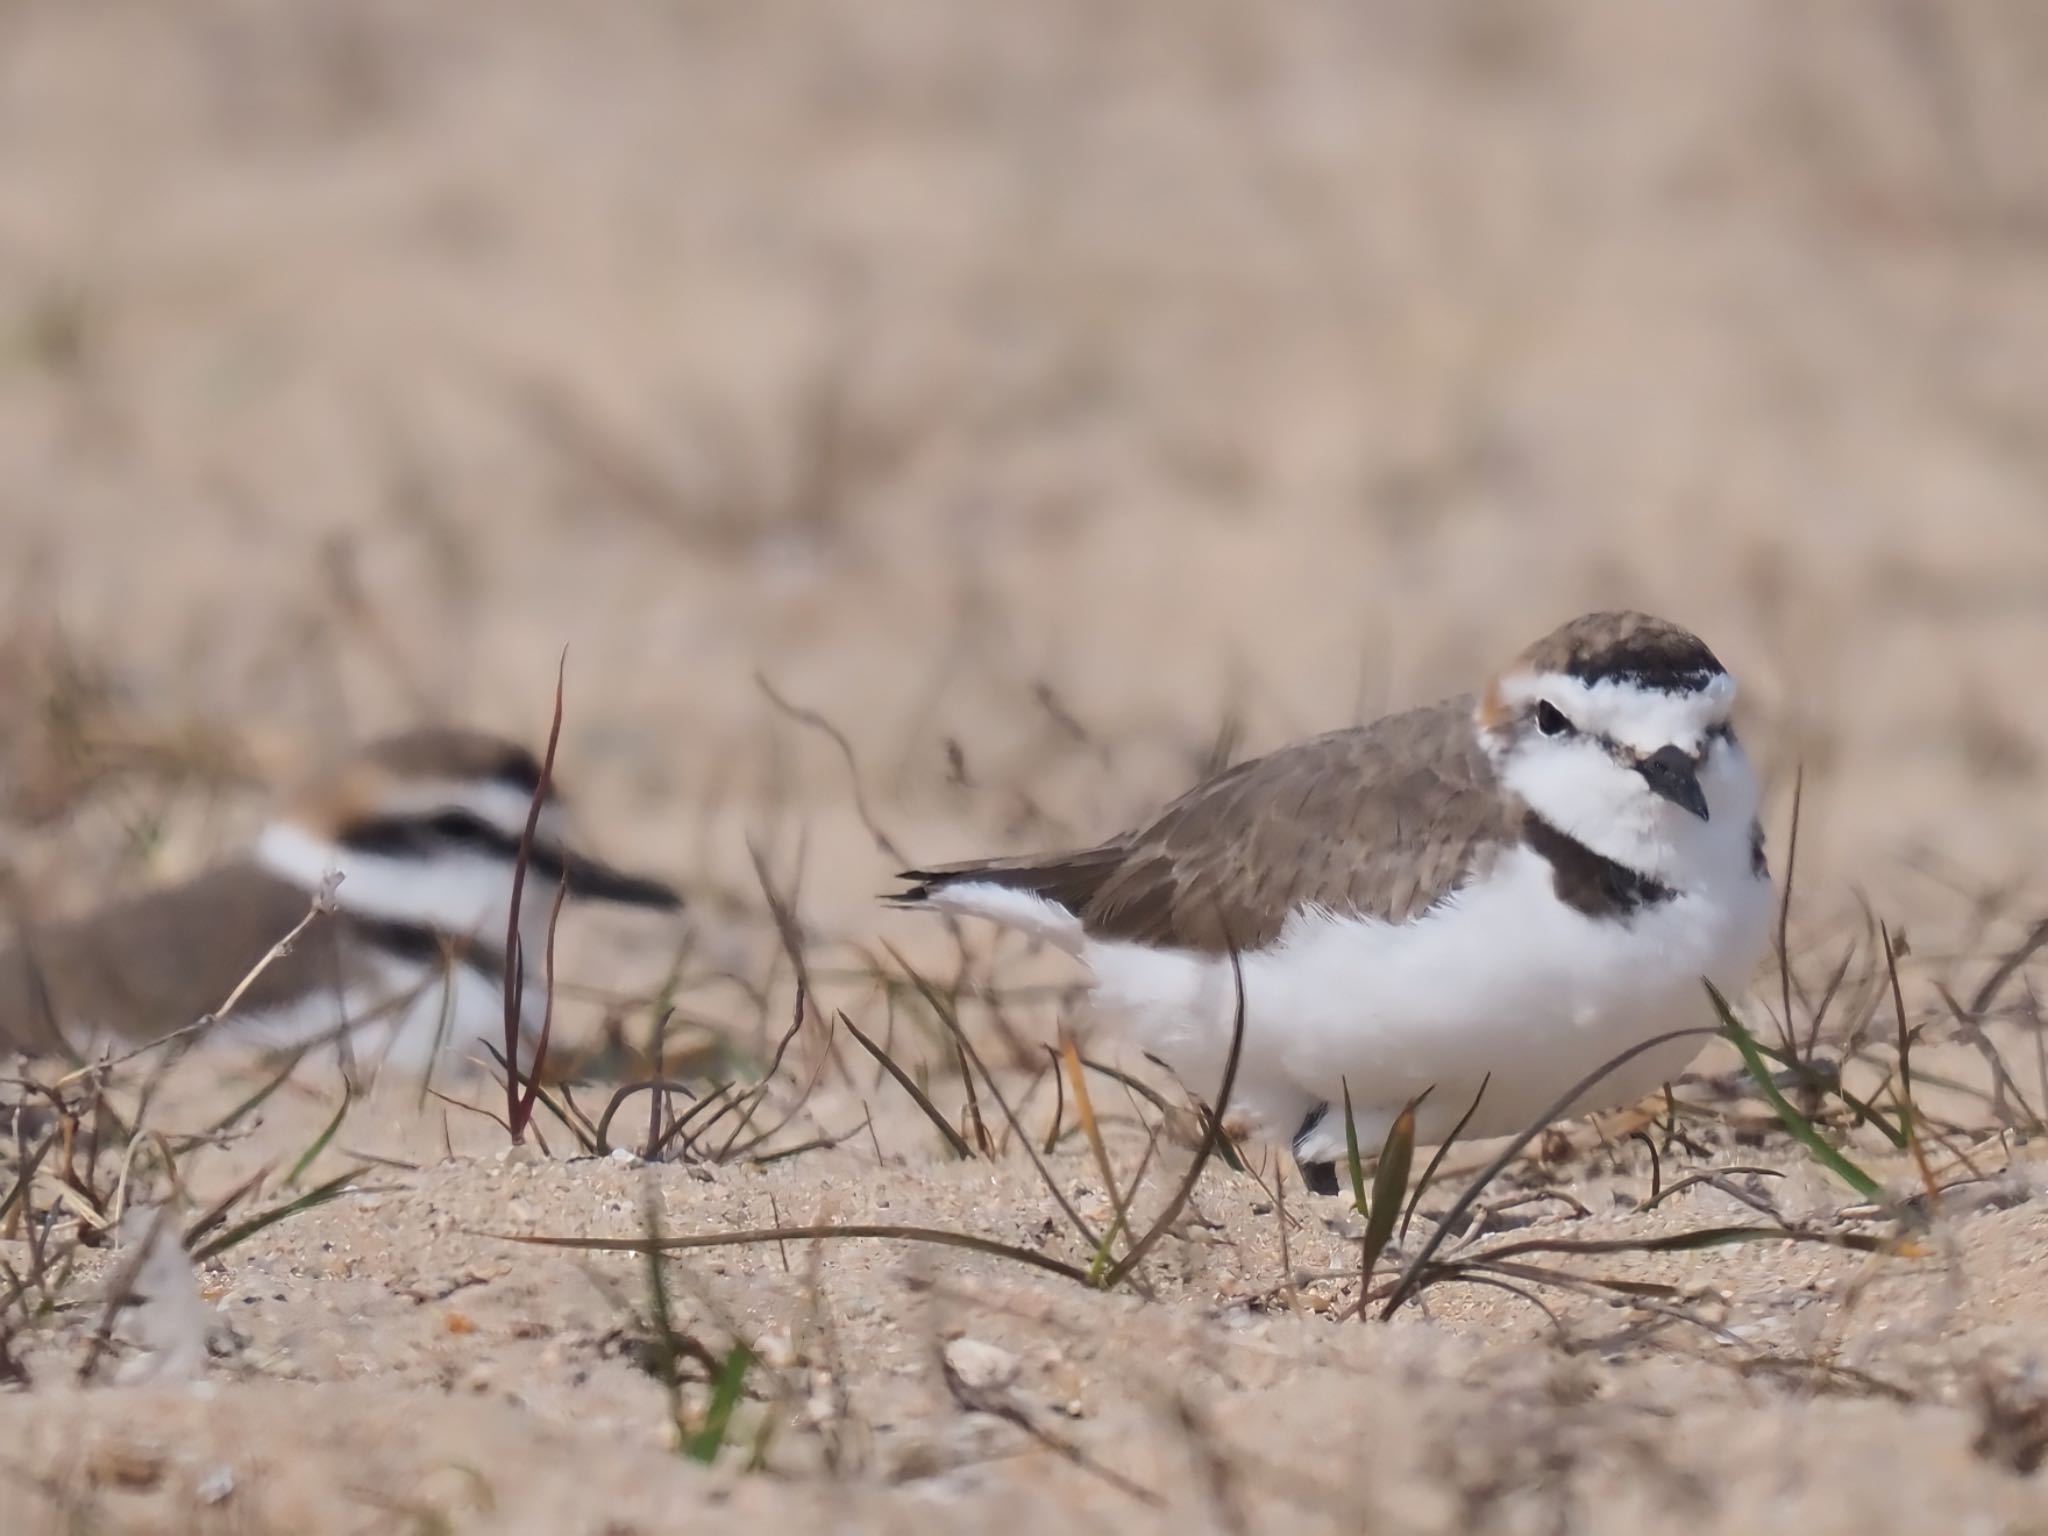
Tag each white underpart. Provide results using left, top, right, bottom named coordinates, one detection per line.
left=225, top=951, right=532, bottom=1080
left=248, top=819, right=555, bottom=1074
left=931, top=711, right=1772, bottom=1159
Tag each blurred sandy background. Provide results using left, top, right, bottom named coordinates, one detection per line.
left=5, top=0, right=2047, bottom=933
left=5, top=3, right=2048, bottom=1531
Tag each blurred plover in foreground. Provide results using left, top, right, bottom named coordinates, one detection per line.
left=894, top=611, right=1772, bottom=1192
left=0, top=728, right=681, bottom=1077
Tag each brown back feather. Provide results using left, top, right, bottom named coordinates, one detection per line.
left=0, top=864, right=370, bottom=1054
left=903, top=697, right=1517, bottom=952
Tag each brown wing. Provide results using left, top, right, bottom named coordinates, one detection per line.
left=900, top=696, right=1516, bottom=952
left=0, top=864, right=366, bottom=1055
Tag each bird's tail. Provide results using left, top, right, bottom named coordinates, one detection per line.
left=888, top=847, right=1124, bottom=957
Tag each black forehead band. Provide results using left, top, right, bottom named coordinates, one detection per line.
left=1571, top=665, right=1727, bottom=695
left=339, top=809, right=532, bottom=865
left=1565, top=639, right=1727, bottom=693
left=488, top=751, right=550, bottom=796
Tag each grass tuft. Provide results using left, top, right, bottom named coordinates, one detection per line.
left=1382, top=1024, right=1719, bottom=1319
left=189, top=1166, right=370, bottom=1264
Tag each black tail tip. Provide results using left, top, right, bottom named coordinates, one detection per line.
left=885, top=870, right=941, bottom=906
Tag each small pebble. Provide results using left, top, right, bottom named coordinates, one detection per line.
left=944, top=1337, right=1020, bottom=1391
left=197, top=1465, right=237, bottom=1505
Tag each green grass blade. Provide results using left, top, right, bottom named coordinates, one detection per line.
left=1708, top=981, right=1883, bottom=1201
left=190, top=1166, right=368, bottom=1263
left=683, top=1343, right=755, bottom=1463
left=1401, top=1073, right=1488, bottom=1242
left=285, top=1093, right=352, bottom=1189
left=205, top=1052, right=305, bottom=1138
left=1358, top=1091, right=1426, bottom=1313
left=642, top=1220, right=686, bottom=1444
left=1744, top=1036, right=1907, bottom=1148
left=1340, top=1078, right=1368, bottom=1217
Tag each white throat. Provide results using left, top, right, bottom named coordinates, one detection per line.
left=1484, top=673, right=1760, bottom=889
left=1500, top=733, right=1758, bottom=886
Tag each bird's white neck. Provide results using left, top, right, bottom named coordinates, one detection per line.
left=1494, top=734, right=1760, bottom=890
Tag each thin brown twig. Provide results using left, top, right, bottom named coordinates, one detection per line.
left=502, top=651, right=567, bottom=1144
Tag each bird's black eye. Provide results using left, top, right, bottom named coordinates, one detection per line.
left=1536, top=701, right=1572, bottom=738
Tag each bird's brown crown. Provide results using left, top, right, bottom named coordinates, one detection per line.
left=1511, top=611, right=1725, bottom=691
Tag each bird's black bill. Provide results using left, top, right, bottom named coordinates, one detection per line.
left=547, top=847, right=685, bottom=910
left=1637, top=745, right=1709, bottom=821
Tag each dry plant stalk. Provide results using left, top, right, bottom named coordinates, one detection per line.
left=501, top=652, right=568, bottom=1145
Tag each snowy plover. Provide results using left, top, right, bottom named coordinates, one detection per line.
left=893, top=611, right=1772, bottom=1191
left=0, top=728, right=681, bottom=1076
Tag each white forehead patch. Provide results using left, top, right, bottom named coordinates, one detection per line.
left=1498, top=669, right=1736, bottom=754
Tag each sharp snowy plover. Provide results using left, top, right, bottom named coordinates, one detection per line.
left=892, top=611, right=1773, bottom=1192
left=0, top=728, right=682, bottom=1076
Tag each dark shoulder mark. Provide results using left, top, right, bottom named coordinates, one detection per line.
left=1522, top=813, right=1674, bottom=919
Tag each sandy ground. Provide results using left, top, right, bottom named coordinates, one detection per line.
left=5, top=1, right=2048, bottom=1530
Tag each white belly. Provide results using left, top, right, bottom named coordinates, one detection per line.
left=1083, top=840, right=1773, bottom=1158
left=222, top=956, right=536, bottom=1080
